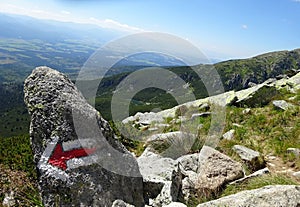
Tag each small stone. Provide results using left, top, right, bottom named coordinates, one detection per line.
left=2, top=191, right=15, bottom=207
left=112, top=200, right=135, bottom=207
left=199, top=103, right=210, bottom=111
left=191, top=112, right=211, bottom=119
left=292, top=171, right=300, bottom=178
left=165, top=202, right=187, bottom=207
left=242, top=108, right=251, bottom=114
left=222, top=129, right=235, bottom=140
left=287, top=148, right=300, bottom=157
left=233, top=123, right=243, bottom=128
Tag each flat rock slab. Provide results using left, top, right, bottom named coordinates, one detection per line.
left=232, top=145, right=260, bottom=162
left=24, top=67, right=144, bottom=207
left=197, top=185, right=300, bottom=207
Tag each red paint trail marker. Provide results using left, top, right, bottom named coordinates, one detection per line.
left=48, top=143, right=97, bottom=170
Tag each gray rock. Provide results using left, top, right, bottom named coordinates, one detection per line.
left=191, top=112, right=211, bottom=119
left=137, top=148, right=182, bottom=206
left=287, top=148, right=300, bottom=157
left=233, top=145, right=260, bottom=162
left=199, top=103, right=210, bottom=111
left=181, top=171, right=198, bottom=202
left=2, top=191, right=15, bottom=207
left=111, top=200, right=134, bottom=207
left=165, top=202, right=187, bottom=207
left=293, top=171, right=300, bottom=178
left=248, top=82, right=257, bottom=87
left=197, top=185, right=300, bottom=207
left=222, top=129, right=235, bottom=140
left=232, top=145, right=265, bottom=171
left=147, top=131, right=184, bottom=142
left=242, top=108, right=251, bottom=114
left=195, top=146, right=244, bottom=196
left=155, top=124, right=171, bottom=128
left=273, top=100, right=294, bottom=111
left=176, top=153, right=200, bottom=173
left=24, top=67, right=144, bottom=207
left=233, top=85, right=278, bottom=107
left=122, top=112, right=164, bottom=125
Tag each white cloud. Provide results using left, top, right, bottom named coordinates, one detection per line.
left=293, top=0, right=300, bottom=2
left=0, top=3, right=145, bottom=33
left=61, top=10, right=71, bottom=15
left=89, top=17, right=145, bottom=33
left=241, top=24, right=248, bottom=30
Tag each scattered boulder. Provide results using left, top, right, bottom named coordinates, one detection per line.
left=195, top=146, right=244, bottom=197
left=24, top=67, right=144, bottom=207
left=232, top=145, right=265, bottom=171
left=222, top=129, right=235, bottom=141
left=273, top=100, right=294, bottom=111
left=137, top=148, right=182, bottom=206
left=197, top=185, right=300, bottom=207
left=122, top=112, right=164, bottom=125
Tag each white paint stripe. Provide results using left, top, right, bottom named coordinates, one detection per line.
left=67, top=154, right=99, bottom=170
left=62, top=138, right=97, bottom=151
left=38, top=136, right=69, bottom=181
left=38, top=136, right=59, bottom=169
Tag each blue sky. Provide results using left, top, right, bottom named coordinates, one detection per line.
left=0, top=0, right=300, bottom=60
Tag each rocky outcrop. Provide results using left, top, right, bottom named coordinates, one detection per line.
left=24, top=67, right=144, bottom=207
left=197, top=185, right=300, bottom=207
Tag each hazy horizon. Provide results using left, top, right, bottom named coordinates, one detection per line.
left=0, top=0, right=300, bottom=61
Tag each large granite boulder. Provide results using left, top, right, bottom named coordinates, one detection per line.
left=195, top=146, right=244, bottom=197
left=197, top=185, right=300, bottom=207
left=24, top=67, right=144, bottom=207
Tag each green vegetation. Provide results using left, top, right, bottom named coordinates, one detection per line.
left=0, top=135, right=43, bottom=206
left=221, top=174, right=298, bottom=198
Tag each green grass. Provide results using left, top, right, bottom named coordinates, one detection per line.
left=0, top=135, right=43, bottom=206
left=221, top=174, right=298, bottom=197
